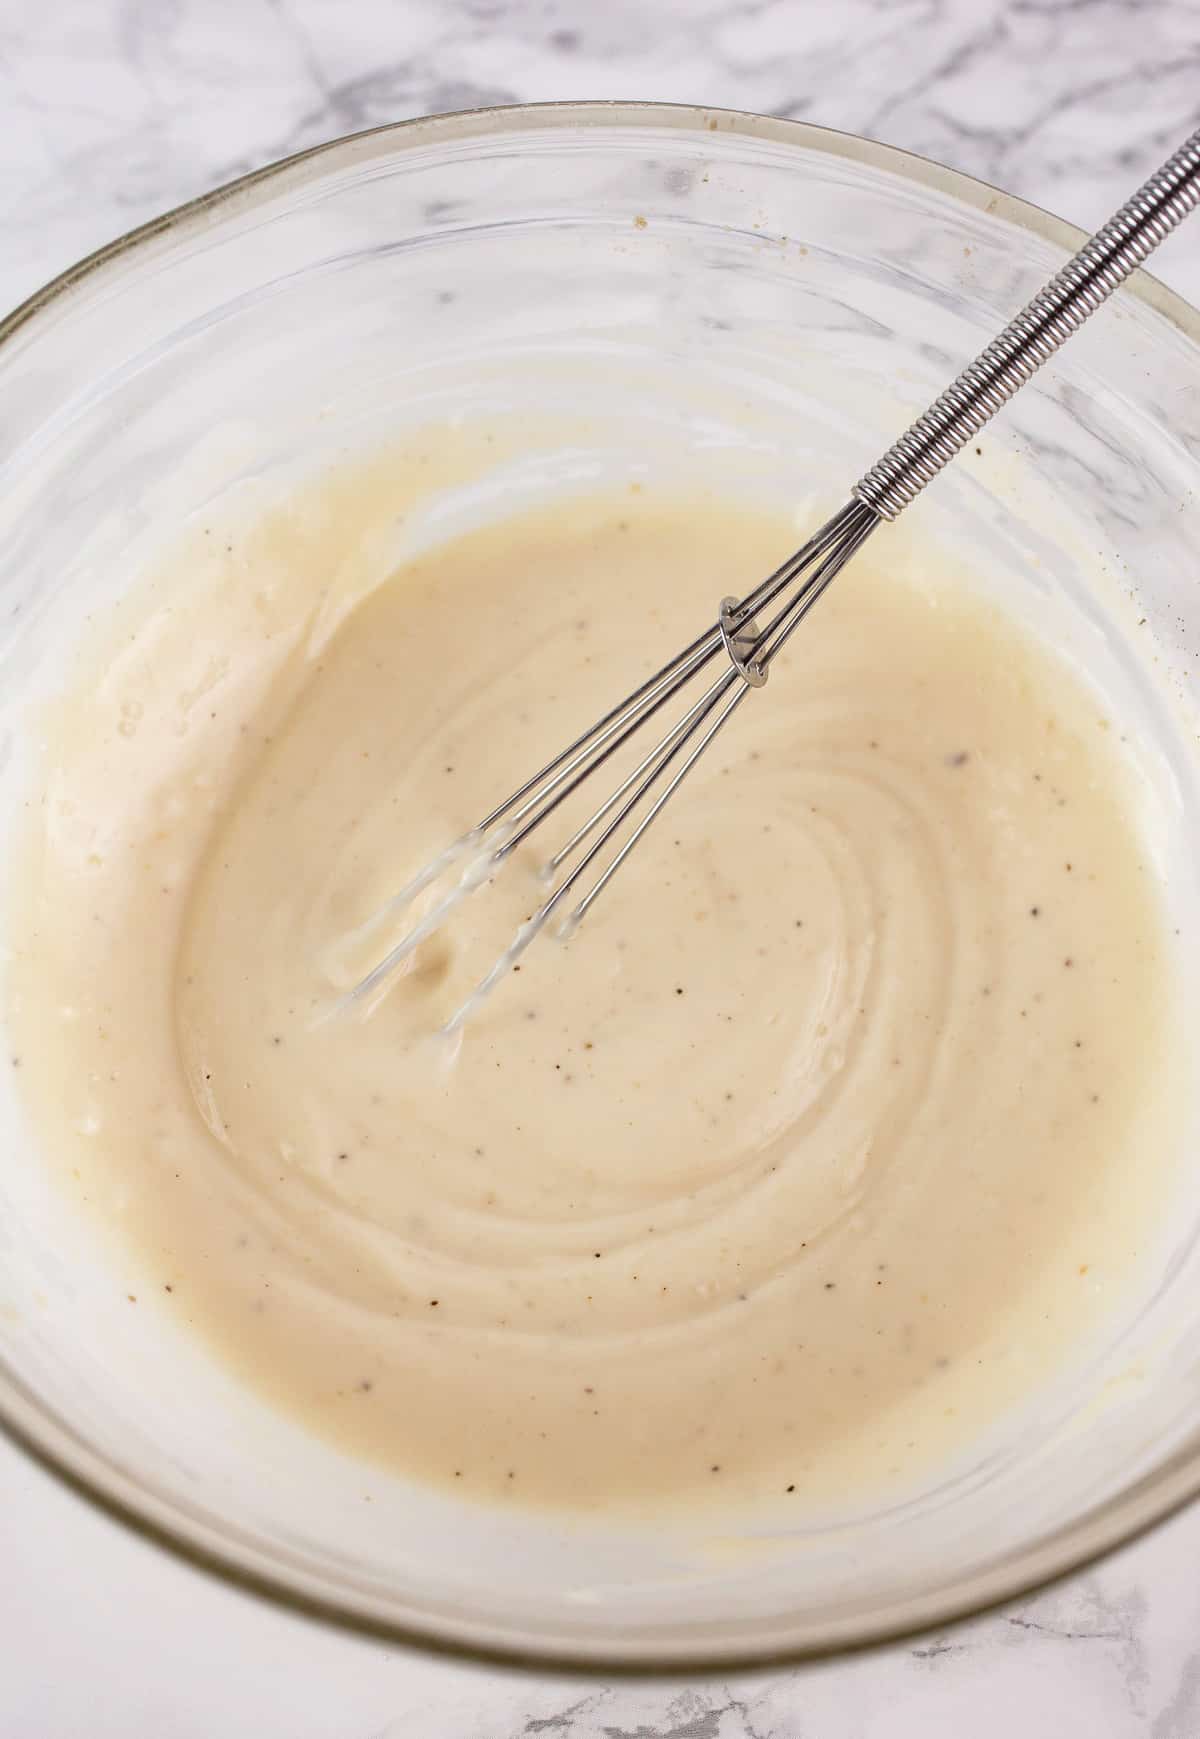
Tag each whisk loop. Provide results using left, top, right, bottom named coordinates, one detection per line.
left=333, top=499, right=878, bottom=1025
left=331, top=125, right=1200, bottom=1027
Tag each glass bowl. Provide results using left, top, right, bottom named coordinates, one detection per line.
left=3, top=103, right=1200, bottom=1667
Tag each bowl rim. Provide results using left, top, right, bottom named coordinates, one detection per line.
left=3, top=98, right=1200, bottom=1670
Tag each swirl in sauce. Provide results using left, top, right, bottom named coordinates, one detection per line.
left=9, top=437, right=1184, bottom=1515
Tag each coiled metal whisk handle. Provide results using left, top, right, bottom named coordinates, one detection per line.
left=855, top=128, right=1200, bottom=521
left=342, top=126, right=1200, bottom=1025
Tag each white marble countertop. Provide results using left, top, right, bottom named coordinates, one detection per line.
left=2, top=1, right=1200, bottom=1734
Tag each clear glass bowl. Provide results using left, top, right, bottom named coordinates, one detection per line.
left=3, top=103, right=1200, bottom=1666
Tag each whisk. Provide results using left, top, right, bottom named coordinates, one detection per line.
left=342, top=126, right=1200, bottom=1030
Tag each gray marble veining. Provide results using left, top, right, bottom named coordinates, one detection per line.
left=2, top=0, right=1199, bottom=313
left=2, top=2, right=1200, bottom=1736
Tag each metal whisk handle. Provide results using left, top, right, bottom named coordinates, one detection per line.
left=854, top=127, right=1200, bottom=522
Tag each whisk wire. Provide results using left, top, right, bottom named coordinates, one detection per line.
left=569, top=672, right=751, bottom=926
left=548, top=666, right=744, bottom=914
left=545, top=664, right=736, bottom=876
left=499, top=634, right=722, bottom=856
left=483, top=498, right=878, bottom=920
left=335, top=498, right=878, bottom=1020
left=337, top=126, right=1200, bottom=1022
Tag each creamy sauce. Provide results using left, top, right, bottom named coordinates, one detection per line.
left=8, top=433, right=1185, bottom=1517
